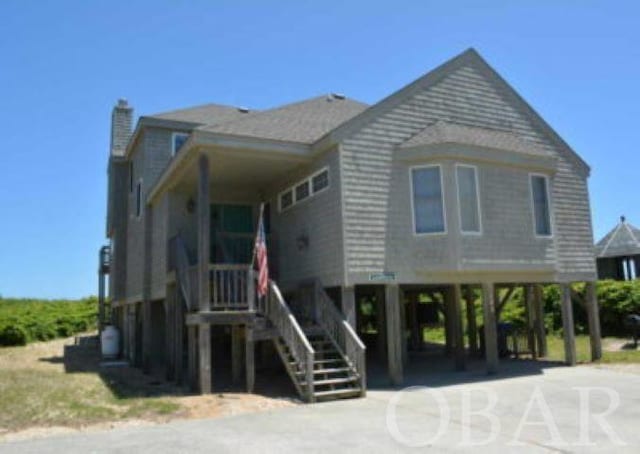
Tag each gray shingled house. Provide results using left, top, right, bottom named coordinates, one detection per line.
left=595, top=216, right=640, bottom=280
left=102, top=49, right=602, bottom=402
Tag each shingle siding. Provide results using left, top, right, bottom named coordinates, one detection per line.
left=270, top=149, right=344, bottom=290
left=341, top=63, right=596, bottom=283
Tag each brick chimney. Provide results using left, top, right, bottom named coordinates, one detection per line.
left=110, top=98, right=133, bottom=156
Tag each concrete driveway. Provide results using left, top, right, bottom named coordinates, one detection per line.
left=2, top=363, right=640, bottom=453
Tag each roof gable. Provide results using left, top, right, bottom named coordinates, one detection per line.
left=319, top=48, right=589, bottom=177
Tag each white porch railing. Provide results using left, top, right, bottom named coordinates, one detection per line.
left=209, top=264, right=255, bottom=311
left=266, top=281, right=315, bottom=401
left=314, top=281, right=367, bottom=396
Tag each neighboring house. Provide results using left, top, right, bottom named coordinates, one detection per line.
left=102, top=48, right=602, bottom=402
left=595, top=216, right=640, bottom=280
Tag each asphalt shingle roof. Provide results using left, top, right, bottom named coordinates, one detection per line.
left=196, top=95, right=369, bottom=144
left=595, top=218, right=640, bottom=258
left=399, top=121, right=551, bottom=156
left=151, top=103, right=252, bottom=125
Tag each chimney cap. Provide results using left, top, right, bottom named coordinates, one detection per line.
left=117, top=98, right=129, bottom=107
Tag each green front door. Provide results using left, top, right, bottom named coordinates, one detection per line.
left=211, top=204, right=254, bottom=264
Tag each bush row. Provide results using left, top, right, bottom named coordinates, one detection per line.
left=498, top=280, right=640, bottom=337
left=0, top=297, right=98, bottom=346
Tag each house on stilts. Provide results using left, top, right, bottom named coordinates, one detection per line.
left=100, top=49, right=602, bottom=402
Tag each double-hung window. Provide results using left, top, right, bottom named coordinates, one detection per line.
left=456, top=165, right=481, bottom=234
left=411, top=166, right=445, bottom=234
left=530, top=174, right=552, bottom=236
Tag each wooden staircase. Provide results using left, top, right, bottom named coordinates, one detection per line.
left=265, top=280, right=366, bottom=403
left=274, top=326, right=363, bottom=402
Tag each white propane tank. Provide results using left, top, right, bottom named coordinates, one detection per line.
left=101, top=325, right=120, bottom=359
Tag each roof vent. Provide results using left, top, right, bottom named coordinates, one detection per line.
left=621, top=215, right=626, bottom=223
left=331, top=93, right=346, bottom=100
left=237, top=107, right=250, bottom=113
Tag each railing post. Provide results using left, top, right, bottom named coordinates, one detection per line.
left=306, top=349, right=315, bottom=403
left=248, top=268, right=255, bottom=312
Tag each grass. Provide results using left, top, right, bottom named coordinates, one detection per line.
left=424, top=326, right=640, bottom=364
left=0, top=336, right=181, bottom=433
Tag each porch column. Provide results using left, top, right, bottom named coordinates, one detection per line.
left=451, top=284, right=466, bottom=371
left=341, top=286, right=356, bottom=329
left=481, top=282, right=499, bottom=374
left=585, top=281, right=602, bottom=361
left=164, top=287, right=175, bottom=381
left=231, top=325, right=243, bottom=384
left=560, top=283, right=577, bottom=366
left=246, top=326, right=255, bottom=393
left=533, top=285, right=547, bottom=357
left=142, top=205, right=153, bottom=374
left=444, top=288, right=454, bottom=357
left=174, top=286, right=185, bottom=385
left=465, top=285, right=479, bottom=357
left=524, top=285, right=537, bottom=359
left=385, top=284, right=404, bottom=386
left=197, top=153, right=212, bottom=393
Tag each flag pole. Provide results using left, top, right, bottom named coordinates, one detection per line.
left=250, top=203, right=265, bottom=269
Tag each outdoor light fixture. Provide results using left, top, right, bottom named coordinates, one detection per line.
left=296, top=234, right=309, bottom=251
left=186, top=198, right=195, bottom=214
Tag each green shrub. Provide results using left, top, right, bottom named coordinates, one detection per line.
left=0, top=297, right=98, bottom=346
left=0, top=324, right=29, bottom=346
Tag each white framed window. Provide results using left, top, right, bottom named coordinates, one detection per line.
left=172, top=132, right=189, bottom=156
left=279, top=189, right=293, bottom=211
left=311, top=168, right=329, bottom=194
left=411, top=165, right=446, bottom=235
left=278, top=167, right=330, bottom=212
left=530, top=174, right=552, bottom=237
left=135, top=179, right=142, bottom=218
left=295, top=180, right=310, bottom=202
left=455, top=164, right=481, bottom=234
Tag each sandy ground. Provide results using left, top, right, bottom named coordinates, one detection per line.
left=0, top=335, right=297, bottom=443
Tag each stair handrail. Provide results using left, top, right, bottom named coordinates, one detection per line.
left=314, top=281, right=367, bottom=396
left=267, top=280, right=315, bottom=401
left=175, top=235, right=195, bottom=312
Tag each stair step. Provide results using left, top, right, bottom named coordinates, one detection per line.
left=295, top=367, right=352, bottom=376
left=314, top=388, right=362, bottom=399
left=301, top=376, right=358, bottom=387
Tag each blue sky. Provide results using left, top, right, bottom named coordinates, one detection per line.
left=0, top=1, right=638, bottom=298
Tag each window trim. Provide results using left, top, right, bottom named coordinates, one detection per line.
left=135, top=179, right=143, bottom=218
left=529, top=173, right=553, bottom=238
left=171, top=132, right=189, bottom=156
left=278, top=166, right=330, bottom=213
left=455, top=163, right=482, bottom=235
left=310, top=167, right=330, bottom=195
left=409, top=164, right=447, bottom=236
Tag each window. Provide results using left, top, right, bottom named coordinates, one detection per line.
left=295, top=181, right=310, bottom=202
left=530, top=175, right=551, bottom=236
left=456, top=165, right=481, bottom=234
left=312, top=169, right=329, bottom=193
left=172, top=132, right=189, bottom=155
left=279, top=190, right=293, bottom=211
left=135, top=180, right=142, bottom=218
left=411, top=166, right=445, bottom=234
left=278, top=167, right=330, bottom=212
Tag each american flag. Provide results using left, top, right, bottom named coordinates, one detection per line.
left=254, top=205, right=269, bottom=298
